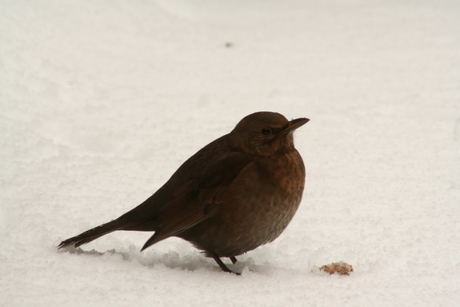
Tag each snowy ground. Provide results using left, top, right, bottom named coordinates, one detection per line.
left=1, top=0, right=459, bottom=306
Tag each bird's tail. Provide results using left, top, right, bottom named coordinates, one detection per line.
left=58, top=219, right=130, bottom=249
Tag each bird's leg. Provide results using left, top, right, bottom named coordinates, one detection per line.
left=230, top=256, right=237, bottom=264
left=212, top=254, right=240, bottom=275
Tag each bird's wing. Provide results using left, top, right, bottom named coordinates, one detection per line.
left=141, top=152, right=254, bottom=251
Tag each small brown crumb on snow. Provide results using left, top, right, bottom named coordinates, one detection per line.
left=320, top=262, right=354, bottom=276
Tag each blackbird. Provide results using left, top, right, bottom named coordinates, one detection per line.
left=58, top=111, right=309, bottom=274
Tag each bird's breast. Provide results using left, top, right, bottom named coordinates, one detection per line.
left=180, top=149, right=306, bottom=257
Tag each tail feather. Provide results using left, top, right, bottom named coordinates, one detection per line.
left=58, top=219, right=128, bottom=249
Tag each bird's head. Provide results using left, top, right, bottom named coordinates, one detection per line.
left=229, top=112, right=309, bottom=156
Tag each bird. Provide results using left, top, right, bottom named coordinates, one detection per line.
left=58, top=111, right=309, bottom=274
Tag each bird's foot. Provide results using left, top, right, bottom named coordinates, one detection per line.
left=212, top=254, right=241, bottom=275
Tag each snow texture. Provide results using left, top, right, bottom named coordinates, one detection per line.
left=1, top=0, right=459, bottom=306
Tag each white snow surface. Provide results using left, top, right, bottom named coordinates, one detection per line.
left=1, top=0, right=459, bottom=306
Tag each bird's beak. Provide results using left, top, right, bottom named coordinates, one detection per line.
left=281, top=117, right=309, bottom=135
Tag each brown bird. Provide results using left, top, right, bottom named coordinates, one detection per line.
left=58, top=111, right=309, bottom=274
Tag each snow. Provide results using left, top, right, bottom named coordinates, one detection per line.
left=1, top=0, right=459, bottom=306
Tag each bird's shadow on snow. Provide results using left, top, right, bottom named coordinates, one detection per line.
left=57, top=245, right=275, bottom=275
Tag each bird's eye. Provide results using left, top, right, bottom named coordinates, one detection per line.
left=261, top=128, right=272, bottom=135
